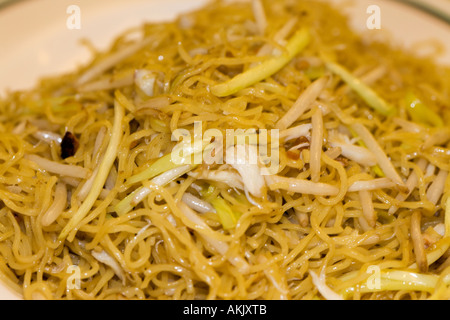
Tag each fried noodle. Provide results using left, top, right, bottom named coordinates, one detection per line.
left=0, top=0, right=450, bottom=300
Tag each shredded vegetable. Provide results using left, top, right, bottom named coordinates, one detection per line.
left=210, top=197, right=241, bottom=230
left=59, top=98, right=124, bottom=240
left=405, top=92, right=444, bottom=128
left=211, top=27, right=310, bottom=97
left=325, top=61, right=396, bottom=116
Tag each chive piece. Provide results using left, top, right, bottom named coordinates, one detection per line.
left=405, top=91, right=443, bottom=128
left=115, top=164, right=195, bottom=216
left=126, top=153, right=179, bottom=186
left=126, top=138, right=205, bottom=186
left=210, top=27, right=310, bottom=97
left=326, top=61, right=395, bottom=116
left=210, top=197, right=240, bottom=230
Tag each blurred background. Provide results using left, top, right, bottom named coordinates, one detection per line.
left=0, top=0, right=449, bottom=95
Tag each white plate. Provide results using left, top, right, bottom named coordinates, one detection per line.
left=0, top=0, right=449, bottom=299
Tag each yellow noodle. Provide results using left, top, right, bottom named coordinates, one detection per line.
left=0, top=0, right=449, bottom=300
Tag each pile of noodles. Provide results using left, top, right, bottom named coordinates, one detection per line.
left=0, top=0, right=450, bottom=300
